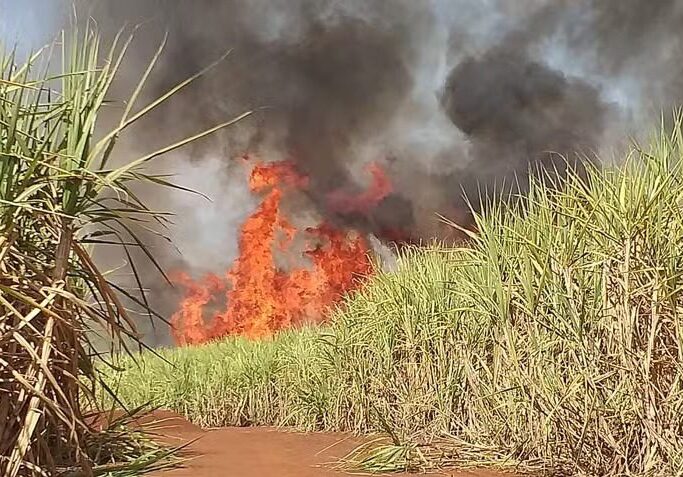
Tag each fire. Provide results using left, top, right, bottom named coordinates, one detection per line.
left=171, top=158, right=374, bottom=345
left=327, top=162, right=393, bottom=214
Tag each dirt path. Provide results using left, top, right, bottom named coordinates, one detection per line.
left=138, top=411, right=513, bottom=477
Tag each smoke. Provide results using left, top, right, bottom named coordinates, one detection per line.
left=62, top=1, right=683, bottom=229
left=11, top=0, right=683, bottom=343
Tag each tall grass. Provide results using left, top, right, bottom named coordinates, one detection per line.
left=107, top=121, right=683, bottom=476
left=0, top=24, right=249, bottom=476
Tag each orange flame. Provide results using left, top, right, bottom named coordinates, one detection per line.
left=327, top=162, right=393, bottom=214
left=171, top=159, right=373, bottom=345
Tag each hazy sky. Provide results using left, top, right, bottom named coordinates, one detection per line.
left=0, top=0, right=65, bottom=55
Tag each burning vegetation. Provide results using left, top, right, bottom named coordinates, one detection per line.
left=67, top=0, right=683, bottom=350
left=171, top=158, right=385, bottom=344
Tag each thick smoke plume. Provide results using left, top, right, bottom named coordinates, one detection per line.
left=9, top=0, right=683, bottom=343
left=82, top=0, right=683, bottom=241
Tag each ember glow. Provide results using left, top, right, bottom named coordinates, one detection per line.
left=171, top=158, right=375, bottom=345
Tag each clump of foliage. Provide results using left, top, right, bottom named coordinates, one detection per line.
left=327, top=122, right=683, bottom=475
left=0, top=24, right=248, bottom=476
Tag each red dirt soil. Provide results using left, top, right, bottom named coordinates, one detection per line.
left=130, top=411, right=515, bottom=477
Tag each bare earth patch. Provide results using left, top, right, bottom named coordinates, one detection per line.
left=131, top=411, right=514, bottom=477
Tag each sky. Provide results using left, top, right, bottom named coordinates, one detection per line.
left=0, top=0, right=65, bottom=56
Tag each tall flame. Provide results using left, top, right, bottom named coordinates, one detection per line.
left=171, top=158, right=375, bottom=345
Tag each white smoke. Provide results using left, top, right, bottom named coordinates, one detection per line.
left=160, top=155, right=257, bottom=275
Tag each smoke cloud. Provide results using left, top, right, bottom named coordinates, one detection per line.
left=68, top=1, right=683, bottom=230
left=12, top=0, right=683, bottom=343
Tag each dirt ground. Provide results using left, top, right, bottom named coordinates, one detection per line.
left=133, top=411, right=514, bottom=477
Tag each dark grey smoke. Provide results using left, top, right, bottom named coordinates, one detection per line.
left=440, top=47, right=607, bottom=206
left=86, top=0, right=435, bottom=239
left=438, top=0, right=683, bottom=219
left=88, top=0, right=683, bottom=240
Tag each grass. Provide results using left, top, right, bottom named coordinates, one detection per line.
left=105, top=120, right=683, bottom=476
left=62, top=408, right=184, bottom=477
left=0, top=22, right=249, bottom=476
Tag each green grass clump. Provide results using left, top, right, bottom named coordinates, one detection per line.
left=103, top=327, right=331, bottom=429
left=108, top=119, right=683, bottom=476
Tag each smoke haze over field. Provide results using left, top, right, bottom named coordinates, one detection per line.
left=81, top=0, right=682, bottom=232
left=5, top=0, right=683, bottom=343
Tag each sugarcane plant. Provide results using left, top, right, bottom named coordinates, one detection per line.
left=0, top=23, right=250, bottom=476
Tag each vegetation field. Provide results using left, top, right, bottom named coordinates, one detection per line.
left=106, top=122, right=683, bottom=477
